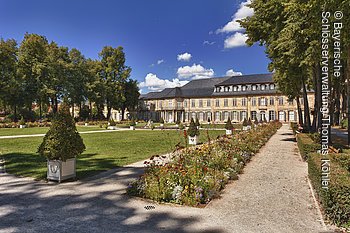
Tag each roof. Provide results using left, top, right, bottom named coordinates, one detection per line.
left=216, top=73, right=273, bottom=86
left=140, top=73, right=275, bottom=100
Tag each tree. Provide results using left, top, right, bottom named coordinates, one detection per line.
left=119, top=79, right=140, bottom=120
left=0, top=38, right=21, bottom=119
left=18, top=33, right=49, bottom=119
left=99, top=46, right=131, bottom=120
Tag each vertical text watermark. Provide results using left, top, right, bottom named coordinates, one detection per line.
left=320, top=11, right=343, bottom=189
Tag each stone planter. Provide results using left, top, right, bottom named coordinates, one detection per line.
left=107, top=126, right=117, bottom=130
left=47, top=158, right=76, bottom=182
left=226, top=129, right=232, bottom=135
left=19, top=125, right=26, bottom=129
left=130, top=126, right=135, bottom=130
left=188, top=136, right=198, bottom=145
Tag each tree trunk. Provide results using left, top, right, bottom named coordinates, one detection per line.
left=72, top=103, right=75, bottom=118
left=107, top=106, right=112, bottom=120
left=296, top=96, right=303, bottom=125
left=302, top=76, right=311, bottom=132
left=14, top=104, right=17, bottom=122
left=39, top=99, right=42, bottom=120
left=121, top=107, right=125, bottom=121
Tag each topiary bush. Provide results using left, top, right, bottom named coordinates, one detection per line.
left=37, top=104, right=85, bottom=161
left=195, top=118, right=200, bottom=128
left=225, top=117, right=233, bottom=130
left=187, top=118, right=199, bottom=137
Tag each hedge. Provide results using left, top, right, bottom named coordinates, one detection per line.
left=308, top=153, right=350, bottom=228
left=296, top=133, right=320, bottom=161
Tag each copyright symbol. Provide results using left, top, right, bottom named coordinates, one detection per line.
left=334, top=11, right=343, bottom=20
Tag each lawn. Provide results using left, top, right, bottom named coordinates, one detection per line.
left=0, top=129, right=224, bottom=180
left=0, top=126, right=105, bottom=137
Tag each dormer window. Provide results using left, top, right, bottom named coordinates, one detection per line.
left=261, top=85, right=265, bottom=90
left=233, top=86, right=238, bottom=92
left=270, top=84, right=275, bottom=90
left=242, top=85, right=246, bottom=91
left=252, top=85, right=256, bottom=91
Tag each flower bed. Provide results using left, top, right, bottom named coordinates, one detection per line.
left=296, top=133, right=320, bottom=161
left=127, top=121, right=282, bottom=206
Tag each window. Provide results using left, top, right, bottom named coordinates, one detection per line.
left=184, top=100, right=188, bottom=108
left=278, top=97, right=284, bottom=105
left=177, top=101, right=182, bottom=108
left=288, top=111, right=295, bottom=121
left=232, top=111, right=238, bottom=121
left=206, top=112, right=212, bottom=121
left=252, top=85, right=256, bottom=91
left=251, top=111, right=257, bottom=120
left=261, top=85, right=266, bottom=90
left=224, top=86, right=231, bottom=92
left=269, top=97, right=274, bottom=105
left=242, top=98, right=247, bottom=106
left=215, top=99, right=220, bottom=107
left=199, top=100, right=203, bottom=107
left=191, top=112, right=197, bottom=120
left=288, top=99, right=294, bottom=105
left=232, top=98, right=237, bottom=106
left=269, top=110, right=275, bottom=121
left=207, top=99, right=211, bottom=107
left=252, top=97, right=257, bottom=106
left=233, top=86, right=238, bottom=92
left=191, top=100, right=196, bottom=107
left=242, top=85, right=246, bottom=91
left=224, top=111, right=229, bottom=121
left=279, top=111, right=285, bottom=121
left=199, top=112, right=204, bottom=121
left=168, top=100, right=173, bottom=107
left=215, top=112, right=221, bottom=122
left=240, top=111, right=247, bottom=121
left=224, top=99, right=228, bottom=107
left=159, top=101, right=162, bottom=108
left=185, top=112, right=189, bottom=121
left=260, top=97, right=267, bottom=106
left=270, top=84, right=275, bottom=90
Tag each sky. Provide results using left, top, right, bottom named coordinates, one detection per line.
left=0, top=0, right=270, bottom=93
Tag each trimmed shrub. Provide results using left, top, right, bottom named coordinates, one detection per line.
left=37, top=104, right=85, bottom=161
left=308, top=153, right=350, bottom=228
left=225, top=117, right=233, bottom=130
left=296, top=133, right=320, bottom=161
left=188, top=118, right=199, bottom=137
left=195, top=118, right=200, bottom=128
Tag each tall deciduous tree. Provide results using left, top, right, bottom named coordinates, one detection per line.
left=99, top=46, right=131, bottom=120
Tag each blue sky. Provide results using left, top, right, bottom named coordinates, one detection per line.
left=0, top=0, right=270, bottom=93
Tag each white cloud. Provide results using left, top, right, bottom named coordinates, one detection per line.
left=177, top=52, right=192, bottom=62
left=226, top=69, right=243, bottom=76
left=203, top=40, right=215, bottom=46
left=217, top=0, right=254, bottom=34
left=157, top=59, right=164, bottom=65
left=139, top=73, right=189, bottom=92
left=177, top=64, right=215, bottom=80
left=224, top=32, right=248, bottom=48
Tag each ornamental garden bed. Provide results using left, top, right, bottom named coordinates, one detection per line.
left=127, top=121, right=282, bottom=207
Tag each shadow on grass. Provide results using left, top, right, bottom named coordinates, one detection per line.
left=2, top=152, right=136, bottom=181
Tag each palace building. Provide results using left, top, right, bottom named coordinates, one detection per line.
left=138, top=73, right=314, bottom=123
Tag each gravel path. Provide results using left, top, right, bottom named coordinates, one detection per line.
left=0, top=125, right=329, bottom=233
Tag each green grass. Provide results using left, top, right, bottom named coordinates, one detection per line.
left=0, top=126, right=105, bottom=137
left=0, top=129, right=224, bottom=180
left=201, top=123, right=242, bottom=129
